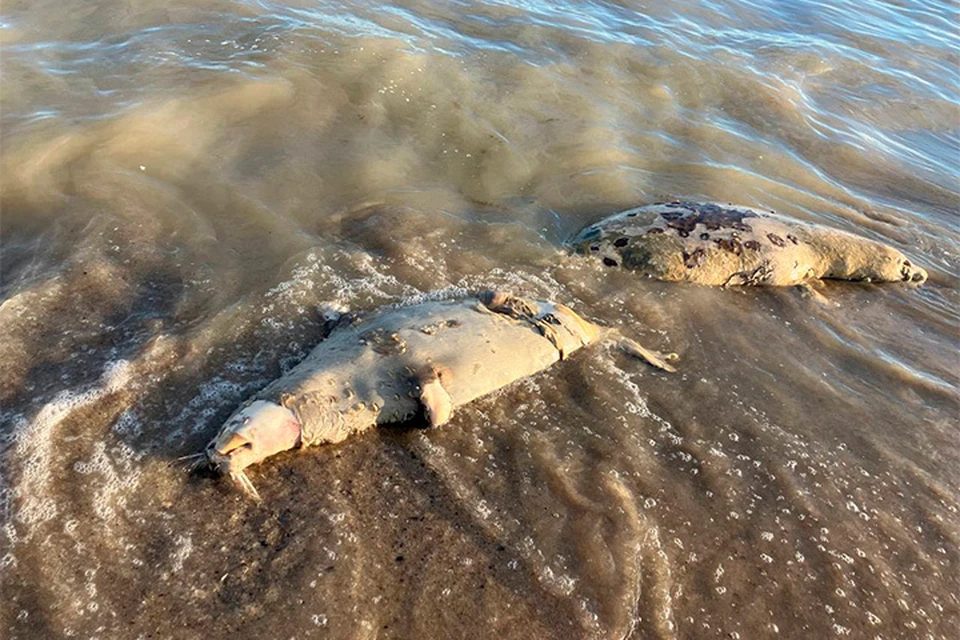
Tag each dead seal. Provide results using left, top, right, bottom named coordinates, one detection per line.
left=570, top=201, right=928, bottom=287
left=202, top=290, right=676, bottom=498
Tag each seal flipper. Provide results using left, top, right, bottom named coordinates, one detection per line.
left=616, top=337, right=678, bottom=373
left=419, top=366, right=453, bottom=427
left=795, top=282, right=836, bottom=308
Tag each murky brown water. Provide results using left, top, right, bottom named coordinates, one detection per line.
left=2, top=1, right=958, bottom=638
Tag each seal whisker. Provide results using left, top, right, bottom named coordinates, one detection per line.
left=168, top=452, right=207, bottom=469
left=174, top=452, right=206, bottom=462
left=231, top=470, right=262, bottom=502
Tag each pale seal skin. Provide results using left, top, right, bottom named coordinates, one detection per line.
left=204, top=291, right=676, bottom=498
left=570, top=201, right=928, bottom=287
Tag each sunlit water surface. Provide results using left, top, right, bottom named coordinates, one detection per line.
left=1, top=0, right=958, bottom=638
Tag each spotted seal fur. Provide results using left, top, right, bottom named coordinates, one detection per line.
left=203, top=291, right=676, bottom=498
left=570, top=201, right=928, bottom=287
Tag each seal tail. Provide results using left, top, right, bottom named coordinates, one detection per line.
left=616, top=337, right=678, bottom=373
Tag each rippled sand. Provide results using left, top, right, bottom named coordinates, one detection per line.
left=1, top=1, right=958, bottom=638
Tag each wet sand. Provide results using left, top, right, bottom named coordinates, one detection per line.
left=2, top=1, right=958, bottom=638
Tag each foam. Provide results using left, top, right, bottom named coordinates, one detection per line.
left=71, top=441, right=143, bottom=523
left=110, top=409, right=141, bottom=436
left=265, top=249, right=416, bottom=313
left=162, top=375, right=264, bottom=445
left=262, top=251, right=574, bottom=332
left=7, top=360, right=133, bottom=534
left=170, top=534, right=193, bottom=573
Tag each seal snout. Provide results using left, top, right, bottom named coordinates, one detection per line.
left=204, top=400, right=302, bottom=498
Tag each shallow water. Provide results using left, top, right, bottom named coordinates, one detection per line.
left=1, top=0, right=958, bottom=638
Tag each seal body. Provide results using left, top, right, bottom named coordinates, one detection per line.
left=253, top=292, right=601, bottom=446
left=203, top=291, right=675, bottom=497
left=570, top=201, right=928, bottom=286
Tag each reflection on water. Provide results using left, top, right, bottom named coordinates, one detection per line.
left=1, top=0, right=958, bottom=638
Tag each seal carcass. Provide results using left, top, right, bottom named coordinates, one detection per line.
left=570, top=201, right=928, bottom=287
left=205, top=291, right=675, bottom=498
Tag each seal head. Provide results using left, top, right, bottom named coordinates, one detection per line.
left=206, top=400, right=302, bottom=499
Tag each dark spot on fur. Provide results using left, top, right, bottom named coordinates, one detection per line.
left=360, top=328, right=408, bottom=355
left=660, top=210, right=697, bottom=234
left=683, top=248, right=706, bottom=268
left=700, top=232, right=710, bottom=240
left=901, top=260, right=914, bottom=281
left=659, top=202, right=756, bottom=233
left=722, top=260, right=774, bottom=287
left=678, top=229, right=689, bottom=238
left=767, top=233, right=786, bottom=247
left=603, top=257, right=619, bottom=267
left=646, top=228, right=664, bottom=235
left=614, top=237, right=629, bottom=247
left=626, top=212, right=637, bottom=217
left=590, top=245, right=600, bottom=252
left=714, top=238, right=743, bottom=255
left=744, top=240, right=761, bottom=251
left=787, top=234, right=799, bottom=245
